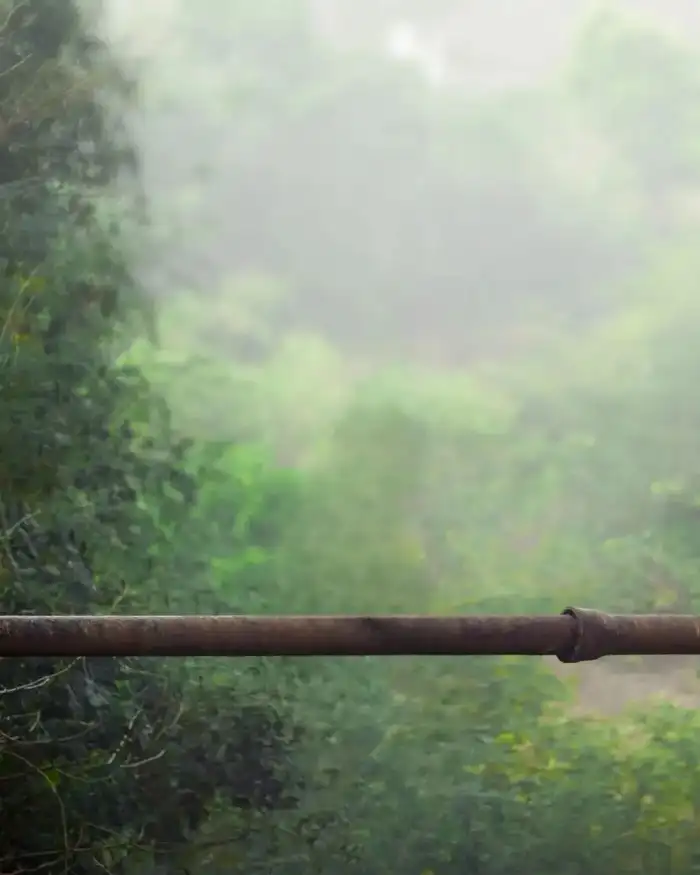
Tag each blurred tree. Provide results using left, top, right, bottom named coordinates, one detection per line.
left=139, top=0, right=637, bottom=367
left=567, top=10, right=700, bottom=231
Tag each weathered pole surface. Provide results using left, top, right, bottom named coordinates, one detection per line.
left=0, top=607, right=700, bottom=661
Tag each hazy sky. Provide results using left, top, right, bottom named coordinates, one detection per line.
left=102, top=0, right=700, bottom=89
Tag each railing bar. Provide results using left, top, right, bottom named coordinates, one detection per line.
left=0, top=608, right=699, bottom=661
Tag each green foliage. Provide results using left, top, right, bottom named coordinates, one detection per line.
left=147, top=6, right=700, bottom=870
left=8, top=2, right=700, bottom=875
left=0, top=2, right=302, bottom=873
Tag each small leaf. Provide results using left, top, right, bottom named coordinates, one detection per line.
left=45, top=768, right=60, bottom=788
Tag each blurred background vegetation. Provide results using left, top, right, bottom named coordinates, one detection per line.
left=3, top=0, right=700, bottom=872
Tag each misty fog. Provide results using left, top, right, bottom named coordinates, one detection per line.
left=3, top=0, right=700, bottom=872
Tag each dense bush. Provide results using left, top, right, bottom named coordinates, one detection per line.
left=0, top=2, right=300, bottom=872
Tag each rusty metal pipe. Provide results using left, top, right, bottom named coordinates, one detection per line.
left=1, top=608, right=700, bottom=662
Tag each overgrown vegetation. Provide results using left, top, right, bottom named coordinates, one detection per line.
left=4, top=1, right=700, bottom=873
left=0, top=2, right=299, bottom=872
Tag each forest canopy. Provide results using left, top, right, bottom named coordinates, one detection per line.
left=3, top=1, right=700, bottom=874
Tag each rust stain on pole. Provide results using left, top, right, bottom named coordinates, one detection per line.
left=0, top=607, right=700, bottom=660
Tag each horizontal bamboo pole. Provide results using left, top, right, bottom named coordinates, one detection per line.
left=0, top=608, right=699, bottom=661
